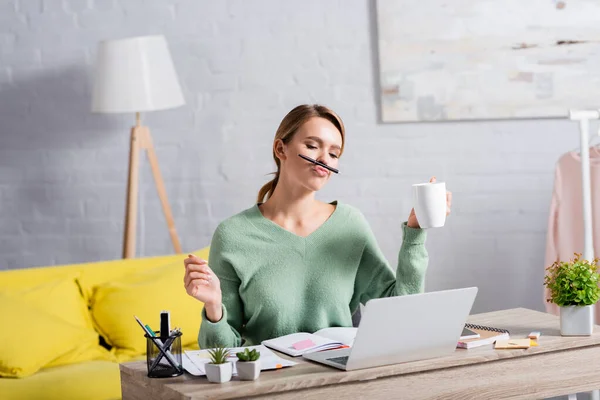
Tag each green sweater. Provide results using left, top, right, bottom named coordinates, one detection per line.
left=198, top=201, right=428, bottom=348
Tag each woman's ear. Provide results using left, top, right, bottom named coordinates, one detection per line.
left=274, top=139, right=287, bottom=161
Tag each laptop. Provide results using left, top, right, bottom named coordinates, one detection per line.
left=302, top=287, right=478, bottom=371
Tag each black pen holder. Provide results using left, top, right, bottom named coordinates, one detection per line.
left=145, top=331, right=183, bottom=378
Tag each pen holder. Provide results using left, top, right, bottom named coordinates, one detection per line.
left=145, top=331, right=183, bottom=378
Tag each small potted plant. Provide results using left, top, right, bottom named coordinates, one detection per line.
left=544, top=253, right=600, bottom=336
left=235, top=348, right=261, bottom=381
left=205, top=346, right=232, bottom=383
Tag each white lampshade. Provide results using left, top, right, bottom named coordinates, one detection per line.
left=92, top=35, right=185, bottom=113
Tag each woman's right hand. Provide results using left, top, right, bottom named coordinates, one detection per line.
left=184, top=254, right=223, bottom=320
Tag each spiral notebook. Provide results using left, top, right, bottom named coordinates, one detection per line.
left=457, top=323, right=510, bottom=349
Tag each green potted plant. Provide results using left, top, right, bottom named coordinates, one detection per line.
left=235, top=348, right=261, bottom=381
left=205, top=346, right=232, bottom=383
left=544, top=253, right=600, bottom=336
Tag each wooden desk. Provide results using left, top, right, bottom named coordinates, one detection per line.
left=120, top=308, right=600, bottom=399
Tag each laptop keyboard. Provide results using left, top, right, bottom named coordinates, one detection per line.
left=327, top=356, right=349, bottom=366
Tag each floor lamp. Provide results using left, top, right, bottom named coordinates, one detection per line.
left=92, top=35, right=184, bottom=258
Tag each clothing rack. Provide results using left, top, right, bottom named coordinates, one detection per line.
left=567, top=109, right=599, bottom=400
left=569, top=109, right=598, bottom=263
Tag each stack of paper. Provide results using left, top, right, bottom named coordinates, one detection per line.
left=183, top=345, right=296, bottom=376
left=457, top=324, right=510, bottom=349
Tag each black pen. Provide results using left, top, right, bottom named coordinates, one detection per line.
left=298, top=154, right=339, bottom=174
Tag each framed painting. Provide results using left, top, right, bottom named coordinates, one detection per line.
left=376, top=0, right=600, bottom=122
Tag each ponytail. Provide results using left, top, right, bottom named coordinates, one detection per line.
left=256, top=172, right=279, bottom=204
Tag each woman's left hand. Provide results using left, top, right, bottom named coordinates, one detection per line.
left=407, top=176, right=452, bottom=229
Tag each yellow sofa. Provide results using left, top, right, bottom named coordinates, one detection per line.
left=0, top=247, right=209, bottom=400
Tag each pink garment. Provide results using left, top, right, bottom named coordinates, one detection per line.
left=544, top=147, right=600, bottom=319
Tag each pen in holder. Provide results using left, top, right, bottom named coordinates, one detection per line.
left=145, top=331, right=183, bottom=378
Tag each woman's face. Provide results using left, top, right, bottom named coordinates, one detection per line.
left=276, top=117, right=343, bottom=192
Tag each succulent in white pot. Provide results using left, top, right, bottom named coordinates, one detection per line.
left=205, top=347, right=233, bottom=383
left=235, top=348, right=261, bottom=381
left=544, top=253, right=600, bottom=336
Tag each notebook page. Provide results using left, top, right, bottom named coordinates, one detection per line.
left=271, top=332, right=341, bottom=349
left=314, top=327, right=357, bottom=346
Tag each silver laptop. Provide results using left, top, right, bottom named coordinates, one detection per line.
left=303, top=287, right=478, bottom=371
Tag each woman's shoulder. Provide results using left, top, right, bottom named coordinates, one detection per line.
left=334, top=200, right=365, bottom=219
left=331, top=201, right=370, bottom=230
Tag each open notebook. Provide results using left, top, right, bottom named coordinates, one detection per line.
left=262, top=327, right=357, bottom=357
left=457, top=323, right=510, bottom=349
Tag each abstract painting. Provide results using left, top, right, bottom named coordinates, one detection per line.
left=376, top=0, right=600, bottom=122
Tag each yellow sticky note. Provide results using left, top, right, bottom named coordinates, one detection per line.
left=530, top=340, right=538, bottom=347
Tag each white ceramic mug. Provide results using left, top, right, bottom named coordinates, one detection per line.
left=412, top=182, right=446, bottom=228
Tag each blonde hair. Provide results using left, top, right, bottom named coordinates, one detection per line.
left=257, top=104, right=345, bottom=203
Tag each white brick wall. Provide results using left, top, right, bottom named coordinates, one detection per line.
left=0, top=0, right=586, bottom=315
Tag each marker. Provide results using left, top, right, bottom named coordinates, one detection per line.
left=145, top=325, right=157, bottom=337
left=160, top=310, right=170, bottom=340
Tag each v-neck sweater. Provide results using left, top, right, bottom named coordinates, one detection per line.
left=197, top=201, right=428, bottom=348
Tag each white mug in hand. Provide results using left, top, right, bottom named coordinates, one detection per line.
left=412, top=182, right=446, bottom=228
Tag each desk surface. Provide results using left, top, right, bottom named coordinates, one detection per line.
left=120, top=308, right=600, bottom=400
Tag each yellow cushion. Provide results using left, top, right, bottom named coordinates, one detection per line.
left=90, top=248, right=208, bottom=360
left=0, top=293, right=101, bottom=378
left=0, top=360, right=121, bottom=400
left=2, top=275, right=94, bottom=331
left=77, top=252, right=199, bottom=303
left=0, top=275, right=115, bottom=370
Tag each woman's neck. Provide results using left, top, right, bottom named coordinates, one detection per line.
left=260, top=178, right=318, bottom=222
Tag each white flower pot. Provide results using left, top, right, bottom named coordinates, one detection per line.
left=560, top=305, right=594, bottom=336
left=236, top=360, right=260, bottom=381
left=205, top=362, right=233, bottom=383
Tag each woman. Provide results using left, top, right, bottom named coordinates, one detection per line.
left=184, top=104, right=451, bottom=348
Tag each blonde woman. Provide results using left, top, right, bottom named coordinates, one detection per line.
left=184, top=104, right=452, bottom=348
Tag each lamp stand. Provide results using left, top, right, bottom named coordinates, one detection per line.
left=123, top=112, right=182, bottom=258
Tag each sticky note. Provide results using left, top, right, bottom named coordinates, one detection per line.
left=494, top=339, right=531, bottom=349
left=292, top=339, right=316, bottom=350
left=530, top=340, right=538, bottom=347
